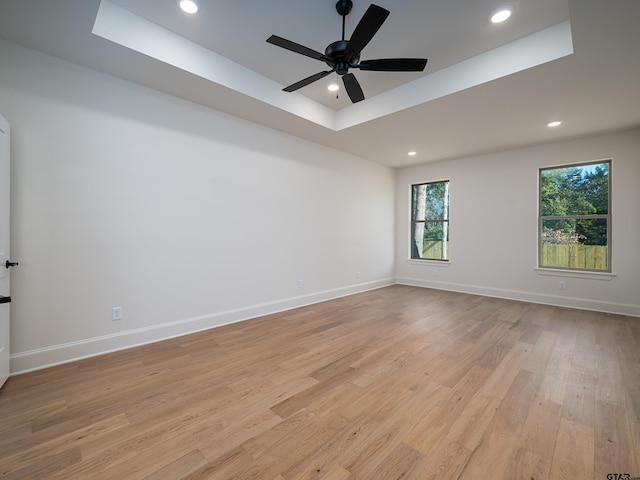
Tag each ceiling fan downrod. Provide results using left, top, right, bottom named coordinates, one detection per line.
left=336, top=0, right=353, bottom=40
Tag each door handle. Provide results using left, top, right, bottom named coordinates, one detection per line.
left=5, top=260, right=18, bottom=269
left=0, top=295, right=10, bottom=304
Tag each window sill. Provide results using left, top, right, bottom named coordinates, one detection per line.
left=407, top=259, right=451, bottom=267
left=534, top=267, right=616, bottom=281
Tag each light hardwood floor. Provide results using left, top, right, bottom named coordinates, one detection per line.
left=1, top=285, right=639, bottom=479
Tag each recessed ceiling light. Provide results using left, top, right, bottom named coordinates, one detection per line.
left=547, top=120, right=562, bottom=127
left=328, top=82, right=339, bottom=92
left=408, top=151, right=417, bottom=156
left=178, top=0, right=200, bottom=14
left=490, top=5, right=515, bottom=23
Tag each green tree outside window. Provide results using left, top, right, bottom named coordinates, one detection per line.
left=411, top=180, right=450, bottom=261
left=539, top=161, right=610, bottom=271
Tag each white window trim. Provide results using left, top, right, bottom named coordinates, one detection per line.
left=407, top=259, right=451, bottom=267
left=534, top=267, right=616, bottom=281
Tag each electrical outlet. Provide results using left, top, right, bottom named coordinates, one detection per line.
left=112, top=306, right=122, bottom=321
left=297, top=280, right=303, bottom=289
left=559, top=281, right=566, bottom=290
left=356, top=271, right=361, bottom=279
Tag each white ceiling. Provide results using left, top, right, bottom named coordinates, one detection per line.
left=0, top=0, right=639, bottom=167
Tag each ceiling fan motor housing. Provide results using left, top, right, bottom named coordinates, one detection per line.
left=325, top=40, right=359, bottom=75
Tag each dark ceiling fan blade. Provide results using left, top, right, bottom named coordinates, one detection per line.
left=344, top=4, right=390, bottom=63
left=283, top=70, right=334, bottom=92
left=343, top=73, right=365, bottom=103
left=267, top=35, right=332, bottom=63
left=357, top=58, right=428, bottom=72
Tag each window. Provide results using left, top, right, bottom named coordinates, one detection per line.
left=539, top=160, right=610, bottom=271
left=411, top=180, right=450, bottom=260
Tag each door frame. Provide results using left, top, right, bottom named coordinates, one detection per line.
left=0, top=113, right=11, bottom=388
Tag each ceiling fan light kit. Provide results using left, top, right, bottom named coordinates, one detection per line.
left=178, top=0, right=200, bottom=15
left=266, top=0, right=428, bottom=103
left=490, top=5, right=515, bottom=23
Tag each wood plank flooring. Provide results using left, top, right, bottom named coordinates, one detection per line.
left=1, top=285, right=639, bottom=479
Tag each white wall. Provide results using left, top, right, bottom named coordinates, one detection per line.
left=0, top=40, right=396, bottom=374
left=2, top=38, right=638, bottom=376
left=396, top=128, right=640, bottom=317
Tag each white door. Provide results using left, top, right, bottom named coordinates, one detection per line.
left=0, top=114, right=10, bottom=388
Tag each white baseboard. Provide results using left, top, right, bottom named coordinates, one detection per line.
left=396, top=276, right=640, bottom=317
left=10, top=278, right=394, bottom=375
left=13, top=276, right=637, bottom=375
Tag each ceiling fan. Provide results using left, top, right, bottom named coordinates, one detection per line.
left=266, top=0, right=428, bottom=103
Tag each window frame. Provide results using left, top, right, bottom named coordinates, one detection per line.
left=410, top=179, right=450, bottom=262
left=538, top=159, right=611, bottom=273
